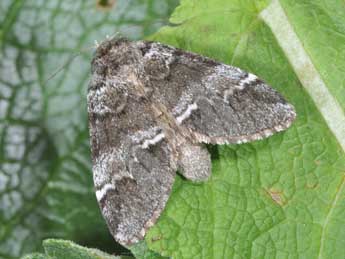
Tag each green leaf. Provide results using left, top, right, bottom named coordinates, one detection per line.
left=138, top=0, right=345, bottom=258
left=3, top=0, right=345, bottom=259
left=0, top=1, right=178, bottom=258
left=21, top=254, right=48, bottom=259
left=21, top=239, right=132, bottom=259
left=130, top=241, right=168, bottom=259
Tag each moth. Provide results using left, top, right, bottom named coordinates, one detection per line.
left=87, top=38, right=296, bottom=246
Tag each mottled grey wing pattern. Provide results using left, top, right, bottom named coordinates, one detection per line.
left=88, top=38, right=296, bottom=247
left=88, top=40, right=177, bottom=245
left=139, top=41, right=296, bottom=144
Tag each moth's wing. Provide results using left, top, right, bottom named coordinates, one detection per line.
left=185, top=82, right=296, bottom=144
left=88, top=84, right=177, bottom=246
left=140, top=41, right=296, bottom=144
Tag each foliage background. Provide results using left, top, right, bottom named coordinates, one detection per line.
left=1, top=0, right=345, bottom=259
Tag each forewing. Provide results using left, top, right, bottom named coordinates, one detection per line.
left=88, top=83, right=176, bottom=246
left=140, top=41, right=296, bottom=144
left=186, top=78, right=296, bottom=144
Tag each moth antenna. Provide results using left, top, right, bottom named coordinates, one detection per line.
left=43, top=52, right=83, bottom=84
left=105, top=31, right=121, bottom=41
left=43, top=32, right=121, bottom=85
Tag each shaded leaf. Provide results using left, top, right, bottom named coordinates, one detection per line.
left=0, top=0, right=178, bottom=258
left=21, top=239, right=132, bottom=259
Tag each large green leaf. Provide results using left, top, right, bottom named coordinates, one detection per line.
left=2, top=0, right=345, bottom=259
left=137, top=0, right=345, bottom=258
left=21, top=239, right=132, bottom=259
left=0, top=1, right=178, bottom=258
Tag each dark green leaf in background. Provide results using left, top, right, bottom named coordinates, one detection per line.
left=21, top=239, right=131, bottom=259
left=0, top=1, right=178, bottom=258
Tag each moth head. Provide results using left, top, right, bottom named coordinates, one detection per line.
left=89, top=38, right=148, bottom=98
left=138, top=41, right=173, bottom=80
left=91, top=38, right=143, bottom=79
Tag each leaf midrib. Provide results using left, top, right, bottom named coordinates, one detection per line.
left=260, top=1, right=345, bottom=258
left=317, top=176, right=345, bottom=259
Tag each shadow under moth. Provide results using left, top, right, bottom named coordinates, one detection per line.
left=87, top=38, right=296, bottom=246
